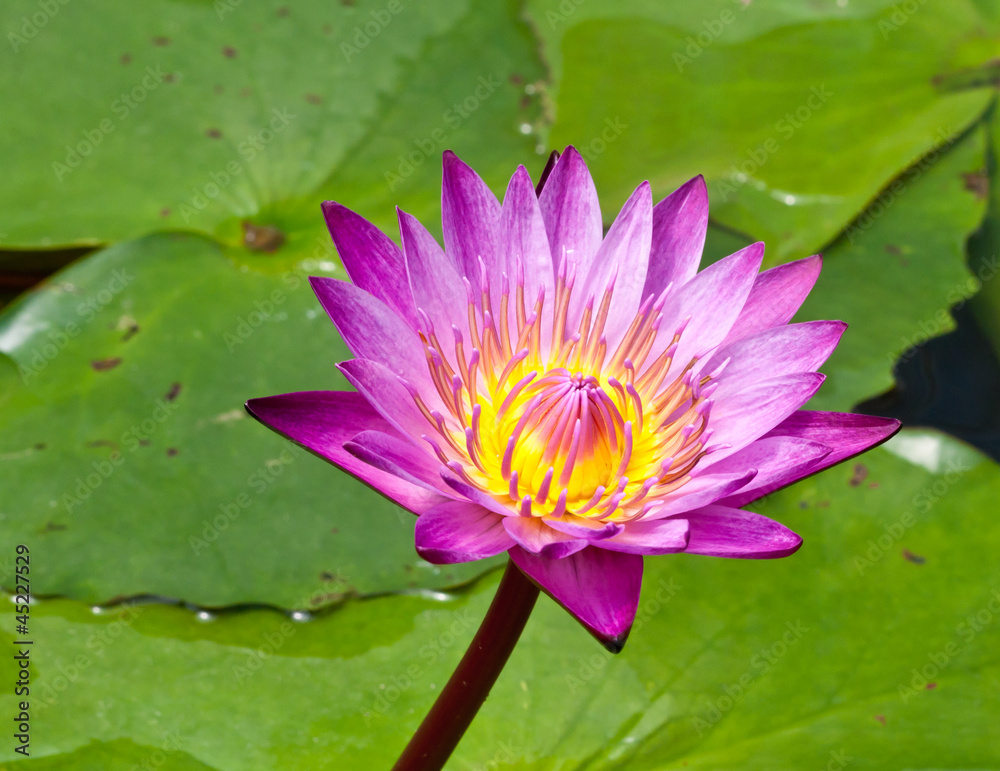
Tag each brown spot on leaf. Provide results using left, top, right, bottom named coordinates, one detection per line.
left=277, top=6, right=290, bottom=16
left=139, top=439, right=150, bottom=447
left=874, top=714, right=886, bottom=725
left=242, top=222, right=286, bottom=253
left=322, top=24, right=333, bottom=34
left=120, top=53, right=132, bottom=65
left=509, top=73, right=523, bottom=84
left=305, top=93, right=322, bottom=105
left=331, top=527, right=340, bottom=535
left=206, top=128, right=223, bottom=139
left=222, top=46, right=238, bottom=58
left=817, top=500, right=830, bottom=508
left=153, top=36, right=170, bottom=46
left=884, top=244, right=901, bottom=255
left=43, top=522, right=67, bottom=532
left=926, top=682, right=937, bottom=689
left=166, top=447, right=178, bottom=457
left=239, top=87, right=253, bottom=97
left=165, top=382, right=182, bottom=402
left=213, top=84, right=225, bottom=95
left=34, top=443, right=46, bottom=451
left=163, top=73, right=176, bottom=83
left=798, top=501, right=808, bottom=509
left=86, top=439, right=118, bottom=449
left=849, top=463, right=868, bottom=487
left=159, top=207, right=171, bottom=217
left=519, top=95, right=532, bottom=109
left=91, top=357, right=122, bottom=372
left=902, top=548, right=926, bottom=565
left=321, top=571, right=335, bottom=582
left=963, top=170, right=988, bottom=200
left=868, top=481, right=880, bottom=489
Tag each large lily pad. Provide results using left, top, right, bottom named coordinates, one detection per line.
left=2, top=431, right=998, bottom=769
left=524, top=0, right=997, bottom=261
left=0, top=0, right=545, bottom=249
left=0, top=233, right=501, bottom=608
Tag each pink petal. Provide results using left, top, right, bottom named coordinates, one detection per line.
left=344, top=430, right=453, bottom=497
left=441, top=151, right=501, bottom=307
left=309, top=277, right=429, bottom=385
left=705, top=372, right=826, bottom=462
left=652, top=242, right=764, bottom=383
left=682, top=505, right=802, bottom=558
left=499, top=165, right=556, bottom=347
left=398, top=208, right=471, bottom=349
left=503, top=516, right=587, bottom=559
left=545, top=515, right=624, bottom=541
left=321, top=202, right=419, bottom=329
left=336, top=359, right=441, bottom=445
left=414, top=501, right=513, bottom=564
left=708, top=320, right=846, bottom=395
left=716, top=411, right=901, bottom=507
left=642, top=175, right=709, bottom=298
left=538, top=146, right=602, bottom=279
left=648, top=469, right=758, bottom=517
left=596, top=518, right=690, bottom=555
left=244, top=391, right=447, bottom=515
left=721, top=255, right=822, bottom=347
left=509, top=545, right=643, bottom=652
left=574, top=181, right=653, bottom=347
left=701, top=436, right=832, bottom=508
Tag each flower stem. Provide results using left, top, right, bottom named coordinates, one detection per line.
left=392, top=559, right=540, bottom=771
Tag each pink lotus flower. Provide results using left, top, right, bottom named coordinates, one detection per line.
left=247, top=149, right=899, bottom=651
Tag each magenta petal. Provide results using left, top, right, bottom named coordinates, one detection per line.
left=440, top=474, right=518, bottom=517
left=722, top=255, right=823, bottom=347
left=321, top=202, right=419, bottom=329
left=441, top=150, right=501, bottom=306
left=499, top=166, right=556, bottom=346
left=704, top=436, right=832, bottom=508
left=709, top=320, right=846, bottom=395
left=648, top=469, right=757, bottom=517
left=398, top=208, right=471, bottom=347
left=503, top=516, right=588, bottom=558
left=344, top=430, right=452, bottom=496
left=414, top=501, right=513, bottom=564
left=653, top=242, right=764, bottom=381
left=575, top=180, right=653, bottom=347
left=245, top=391, right=447, bottom=514
left=596, top=518, right=690, bottom=555
left=642, top=175, right=709, bottom=299
left=707, top=372, right=826, bottom=461
left=538, top=146, right=602, bottom=278
left=683, top=505, right=802, bottom=559
left=509, top=545, right=643, bottom=652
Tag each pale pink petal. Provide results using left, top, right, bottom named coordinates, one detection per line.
left=545, top=515, right=624, bottom=541
left=509, top=546, right=643, bottom=652
left=503, top=516, right=588, bottom=559
left=345, top=430, right=453, bottom=497
left=647, top=469, right=757, bottom=517
left=538, top=146, right=602, bottom=279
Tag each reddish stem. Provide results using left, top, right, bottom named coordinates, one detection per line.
left=392, top=560, right=539, bottom=771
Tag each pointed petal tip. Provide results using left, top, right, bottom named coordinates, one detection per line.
left=599, top=628, right=631, bottom=654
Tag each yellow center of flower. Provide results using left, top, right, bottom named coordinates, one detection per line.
left=411, top=260, right=720, bottom=522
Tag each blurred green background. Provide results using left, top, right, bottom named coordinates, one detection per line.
left=2, top=0, right=1000, bottom=768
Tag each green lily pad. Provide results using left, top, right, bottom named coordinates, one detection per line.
left=0, top=233, right=500, bottom=608
left=525, top=0, right=997, bottom=261
left=2, top=431, right=998, bottom=768
left=0, top=0, right=545, bottom=249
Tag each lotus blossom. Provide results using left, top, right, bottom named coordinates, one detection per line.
left=247, top=148, right=899, bottom=651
